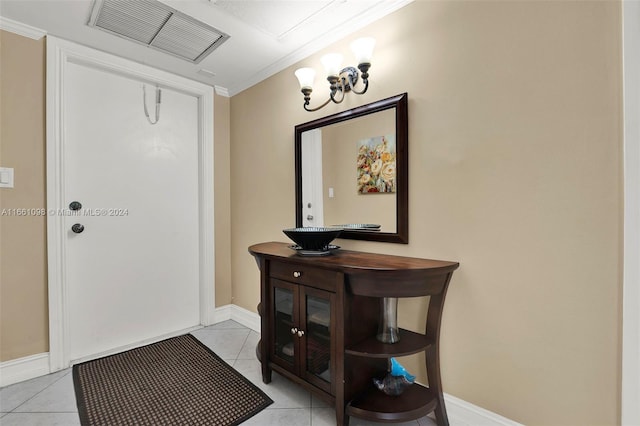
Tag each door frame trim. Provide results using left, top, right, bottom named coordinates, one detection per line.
left=45, top=36, right=215, bottom=372
left=622, top=1, right=640, bottom=423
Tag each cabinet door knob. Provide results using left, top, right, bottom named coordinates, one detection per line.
left=291, top=327, right=298, bottom=334
left=293, top=271, right=302, bottom=278
left=297, top=330, right=305, bottom=337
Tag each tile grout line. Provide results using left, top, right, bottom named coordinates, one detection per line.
left=240, top=330, right=252, bottom=358
left=235, top=329, right=252, bottom=360
left=8, top=369, right=73, bottom=414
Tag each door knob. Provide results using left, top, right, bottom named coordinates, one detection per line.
left=69, top=201, right=82, bottom=211
left=307, top=215, right=314, bottom=221
left=71, top=223, right=85, bottom=234
left=297, top=330, right=305, bottom=337
left=290, top=327, right=298, bottom=335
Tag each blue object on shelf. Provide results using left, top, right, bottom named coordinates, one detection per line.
left=373, top=358, right=416, bottom=396
left=390, top=357, right=415, bottom=381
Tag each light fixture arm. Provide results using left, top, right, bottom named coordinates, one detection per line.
left=350, top=63, right=370, bottom=95
left=329, top=74, right=347, bottom=104
left=302, top=88, right=333, bottom=112
left=301, top=67, right=367, bottom=111
left=295, top=37, right=374, bottom=112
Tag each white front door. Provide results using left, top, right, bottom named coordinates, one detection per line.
left=47, top=38, right=214, bottom=368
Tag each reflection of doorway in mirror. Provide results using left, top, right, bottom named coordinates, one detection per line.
left=301, top=129, right=324, bottom=227
left=357, top=135, right=396, bottom=194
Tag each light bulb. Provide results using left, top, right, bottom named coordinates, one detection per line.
left=295, top=68, right=316, bottom=90
left=351, top=37, right=376, bottom=65
left=321, top=53, right=343, bottom=78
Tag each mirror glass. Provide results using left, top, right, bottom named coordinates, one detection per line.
left=295, top=93, right=408, bottom=243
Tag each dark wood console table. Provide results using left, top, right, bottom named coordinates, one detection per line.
left=249, top=242, right=459, bottom=425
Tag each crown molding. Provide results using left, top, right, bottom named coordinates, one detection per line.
left=214, top=86, right=230, bottom=97
left=226, top=0, right=413, bottom=96
left=0, top=16, right=46, bottom=40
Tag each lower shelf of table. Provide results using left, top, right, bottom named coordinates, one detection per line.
left=346, top=382, right=438, bottom=423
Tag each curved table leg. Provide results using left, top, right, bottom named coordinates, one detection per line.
left=426, top=345, right=448, bottom=426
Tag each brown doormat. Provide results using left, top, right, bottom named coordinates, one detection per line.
left=73, top=334, right=273, bottom=425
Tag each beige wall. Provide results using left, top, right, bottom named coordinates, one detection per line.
left=0, top=31, right=233, bottom=361
left=230, top=1, right=622, bottom=425
left=0, top=30, right=48, bottom=361
left=321, top=110, right=396, bottom=230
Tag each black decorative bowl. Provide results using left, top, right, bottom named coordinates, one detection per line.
left=282, top=227, right=342, bottom=251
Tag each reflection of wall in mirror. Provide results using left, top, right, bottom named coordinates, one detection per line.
left=321, top=110, right=396, bottom=231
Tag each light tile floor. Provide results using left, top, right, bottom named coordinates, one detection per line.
left=0, top=320, right=437, bottom=426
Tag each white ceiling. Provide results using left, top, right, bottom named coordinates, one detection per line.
left=0, top=0, right=412, bottom=96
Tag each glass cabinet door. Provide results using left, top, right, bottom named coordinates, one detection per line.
left=303, top=290, right=333, bottom=389
left=273, top=284, right=296, bottom=368
left=270, top=278, right=335, bottom=394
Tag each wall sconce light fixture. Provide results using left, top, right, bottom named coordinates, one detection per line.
left=295, top=37, right=375, bottom=112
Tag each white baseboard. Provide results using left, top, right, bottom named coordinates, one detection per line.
left=444, top=393, right=523, bottom=426
left=0, top=353, right=50, bottom=387
left=229, top=304, right=261, bottom=332
left=213, top=304, right=260, bottom=332
left=212, top=304, right=232, bottom=323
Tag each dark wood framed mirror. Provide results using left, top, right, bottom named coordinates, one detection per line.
left=295, top=92, right=408, bottom=243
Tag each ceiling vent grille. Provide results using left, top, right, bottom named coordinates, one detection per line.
left=88, top=0, right=229, bottom=63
